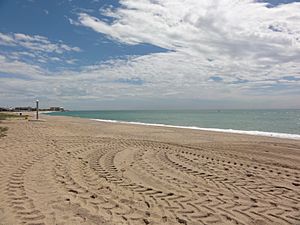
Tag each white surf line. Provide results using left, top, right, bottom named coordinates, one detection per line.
left=40, top=111, right=54, bottom=114
left=91, top=119, right=300, bottom=140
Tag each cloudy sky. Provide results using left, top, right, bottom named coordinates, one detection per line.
left=0, top=0, right=299, bottom=110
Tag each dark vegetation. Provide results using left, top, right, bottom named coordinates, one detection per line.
left=0, top=113, right=24, bottom=120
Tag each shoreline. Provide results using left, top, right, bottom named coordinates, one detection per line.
left=7, top=111, right=300, bottom=140
left=91, top=118, right=300, bottom=140
left=45, top=112, right=300, bottom=140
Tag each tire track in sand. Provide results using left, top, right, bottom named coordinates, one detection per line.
left=1, top=119, right=299, bottom=225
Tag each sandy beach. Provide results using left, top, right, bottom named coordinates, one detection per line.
left=0, top=114, right=299, bottom=225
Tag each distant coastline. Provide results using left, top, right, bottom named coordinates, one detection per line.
left=0, top=106, right=66, bottom=112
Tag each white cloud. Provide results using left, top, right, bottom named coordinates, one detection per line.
left=76, top=0, right=300, bottom=78
left=0, top=32, right=81, bottom=54
left=0, top=32, right=81, bottom=73
left=1, top=1, right=300, bottom=109
left=0, top=33, right=15, bottom=46
left=69, top=0, right=300, bottom=108
left=0, top=55, right=44, bottom=77
left=77, top=0, right=300, bottom=61
left=1, top=50, right=299, bottom=108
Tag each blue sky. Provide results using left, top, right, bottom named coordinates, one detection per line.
left=0, top=0, right=300, bottom=109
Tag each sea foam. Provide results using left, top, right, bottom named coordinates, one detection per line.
left=91, top=119, right=300, bottom=140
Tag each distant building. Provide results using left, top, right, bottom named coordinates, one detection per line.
left=0, top=106, right=66, bottom=112
left=0, top=107, right=12, bottom=112
left=14, top=107, right=34, bottom=111
left=49, top=107, right=64, bottom=112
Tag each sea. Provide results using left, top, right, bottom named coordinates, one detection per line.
left=47, top=109, right=300, bottom=140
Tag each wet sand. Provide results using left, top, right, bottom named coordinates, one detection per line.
left=0, top=114, right=299, bottom=225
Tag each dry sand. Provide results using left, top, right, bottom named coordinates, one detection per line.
left=0, top=114, right=299, bottom=225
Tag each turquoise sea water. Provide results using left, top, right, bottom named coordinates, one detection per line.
left=48, top=109, right=300, bottom=137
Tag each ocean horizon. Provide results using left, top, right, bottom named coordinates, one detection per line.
left=47, top=109, right=300, bottom=140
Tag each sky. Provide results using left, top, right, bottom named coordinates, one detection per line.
left=0, top=0, right=300, bottom=110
